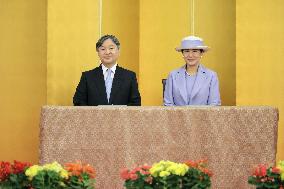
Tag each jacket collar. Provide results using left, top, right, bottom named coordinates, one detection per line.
left=108, top=66, right=123, bottom=104
left=95, top=65, right=123, bottom=104
left=190, top=64, right=207, bottom=100
left=176, top=64, right=208, bottom=104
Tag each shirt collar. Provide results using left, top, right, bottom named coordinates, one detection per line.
left=101, top=63, right=117, bottom=74
left=183, top=64, right=200, bottom=76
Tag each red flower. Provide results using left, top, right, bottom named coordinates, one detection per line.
left=253, top=164, right=267, bottom=177
left=120, top=164, right=152, bottom=182
left=271, top=167, right=280, bottom=174
left=130, top=167, right=141, bottom=174
left=0, top=161, right=12, bottom=181
left=0, top=161, right=32, bottom=182
left=141, top=165, right=151, bottom=170
left=120, top=168, right=130, bottom=180
left=12, top=160, right=31, bottom=174
left=129, top=173, right=138, bottom=180
left=140, top=170, right=150, bottom=175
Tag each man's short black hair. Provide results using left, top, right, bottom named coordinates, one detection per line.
left=96, top=35, right=120, bottom=51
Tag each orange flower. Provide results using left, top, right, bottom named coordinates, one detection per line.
left=272, top=167, right=280, bottom=174
left=184, top=159, right=212, bottom=177
left=199, top=167, right=213, bottom=177
left=184, top=160, right=198, bottom=168
left=64, top=161, right=95, bottom=179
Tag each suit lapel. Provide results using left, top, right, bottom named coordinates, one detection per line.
left=109, top=66, right=123, bottom=103
left=190, top=64, right=207, bottom=100
left=176, top=67, right=188, bottom=104
left=93, top=66, right=108, bottom=104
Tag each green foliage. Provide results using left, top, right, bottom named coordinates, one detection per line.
left=0, top=173, right=30, bottom=189
left=150, top=169, right=211, bottom=189
left=124, top=172, right=153, bottom=189
left=30, top=170, right=65, bottom=189
left=182, top=168, right=211, bottom=189
left=1, top=161, right=96, bottom=189
left=248, top=167, right=283, bottom=189
left=65, top=173, right=95, bottom=189
left=152, top=174, right=182, bottom=189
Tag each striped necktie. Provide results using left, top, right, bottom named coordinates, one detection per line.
left=105, top=68, right=113, bottom=102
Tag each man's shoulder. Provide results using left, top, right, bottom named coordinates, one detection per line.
left=82, top=66, right=137, bottom=77
left=82, top=67, right=101, bottom=75
left=117, top=66, right=136, bottom=76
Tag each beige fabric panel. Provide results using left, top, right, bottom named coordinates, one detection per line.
left=39, top=106, right=278, bottom=189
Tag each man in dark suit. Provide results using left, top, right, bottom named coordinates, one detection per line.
left=73, top=35, right=141, bottom=106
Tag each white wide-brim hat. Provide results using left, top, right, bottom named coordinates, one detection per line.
left=175, top=36, right=210, bottom=52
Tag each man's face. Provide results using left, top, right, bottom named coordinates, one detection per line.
left=97, top=38, right=120, bottom=67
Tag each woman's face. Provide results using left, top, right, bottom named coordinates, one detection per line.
left=182, top=49, right=203, bottom=67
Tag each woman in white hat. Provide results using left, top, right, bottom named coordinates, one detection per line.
left=163, top=36, right=221, bottom=106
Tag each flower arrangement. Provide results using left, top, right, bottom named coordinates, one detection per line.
left=183, top=160, right=212, bottom=189
left=120, top=160, right=212, bottom=189
left=150, top=160, right=189, bottom=189
left=64, top=161, right=96, bottom=189
left=120, top=164, right=152, bottom=189
left=25, top=161, right=68, bottom=189
left=0, top=160, right=31, bottom=189
left=1, top=161, right=96, bottom=189
left=248, top=160, right=284, bottom=189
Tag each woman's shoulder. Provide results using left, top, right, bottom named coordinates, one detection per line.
left=199, top=64, right=217, bottom=76
left=168, top=66, right=185, bottom=75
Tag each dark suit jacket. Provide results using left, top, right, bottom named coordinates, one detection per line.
left=73, top=65, right=141, bottom=106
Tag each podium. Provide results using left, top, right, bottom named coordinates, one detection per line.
left=39, top=106, right=278, bottom=189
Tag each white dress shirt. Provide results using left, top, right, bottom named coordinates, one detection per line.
left=101, top=63, right=117, bottom=80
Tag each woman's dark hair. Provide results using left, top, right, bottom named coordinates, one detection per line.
left=181, top=49, right=204, bottom=53
left=96, top=35, right=120, bottom=51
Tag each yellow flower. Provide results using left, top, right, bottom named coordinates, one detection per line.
left=150, top=160, right=189, bottom=177
left=60, top=169, right=69, bottom=179
left=25, top=165, right=43, bottom=180
left=167, top=163, right=188, bottom=176
left=25, top=161, right=69, bottom=180
left=172, top=164, right=187, bottom=175
left=277, top=160, right=284, bottom=180
left=159, top=171, right=170, bottom=177
left=150, top=161, right=166, bottom=177
left=43, top=161, right=69, bottom=179
left=43, top=161, right=62, bottom=172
